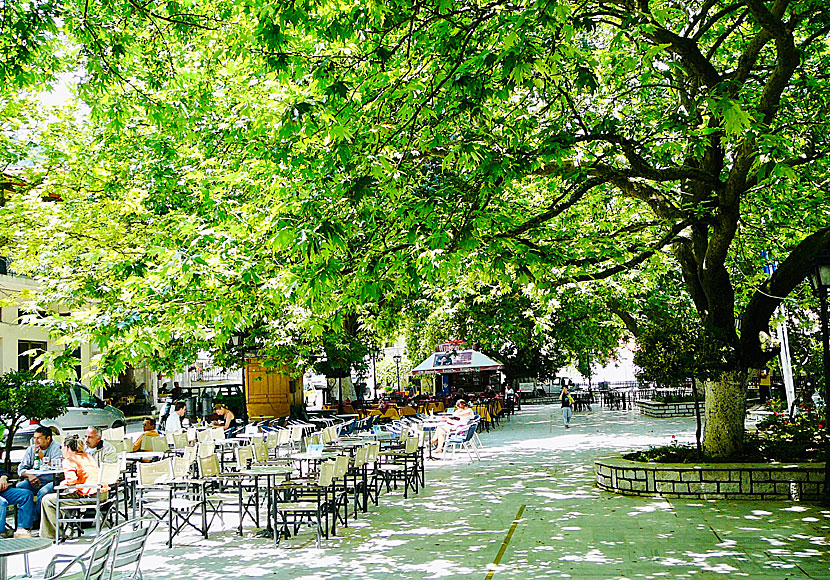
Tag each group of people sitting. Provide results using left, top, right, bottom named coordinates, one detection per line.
left=159, top=401, right=236, bottom=434
left=0, top=425, right=112, bottom=540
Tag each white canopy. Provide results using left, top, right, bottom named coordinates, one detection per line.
left=411, top=349, right=503, bottom=375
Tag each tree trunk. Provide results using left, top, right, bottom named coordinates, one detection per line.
left=703, top=370, right=747, bottom=458
left=691, top=377, right=702, bottom=455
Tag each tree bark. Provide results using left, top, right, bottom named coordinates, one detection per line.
left=691, top=377, right=702, bottom=455
left=703, top=370, right=747, bottom=458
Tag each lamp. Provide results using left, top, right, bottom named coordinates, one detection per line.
left=231, top=331, right=248, bottom=422
left=371, top=346, right=381, bottom=401
left=393, top=354, right=402, bottom=394
left=807, top=253, right=830, bottom=506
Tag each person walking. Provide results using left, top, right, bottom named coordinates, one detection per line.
left=560, top=385, right=573, bottom=428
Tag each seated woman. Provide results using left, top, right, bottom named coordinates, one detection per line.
left=40, top=436, right=106, bottom=540
left=211, top=403, right=236, bottom=431
left=431, top=399, right=475, bottom=453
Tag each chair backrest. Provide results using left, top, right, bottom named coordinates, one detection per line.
left=304, top=433, right=321, bottom=448
left=333, top=454, right=349, bottom=479
left=236, top=445, right=254, bottom=470
left=111, top=519, right=158, bottom=579
left=103, top=425, right=126, bottom=440
left=317, top=461, right=335, bottom=487
left=181, top=445, right=197, bottom=466
left=150, top=435, right=170, bottom=452
left=186, top=427, right=197, bottom=442
left=86, top=528, right=118, bottom=580
left=324, top=426, right=335, bottom=444
left=366, top=442, right=380, bottom=462
left=105, top=439, right=128, bottom=454
left=464, top=422, right=478, bottom=443
left=167, top=431, right=187, bottom=450
left=99, top=461, right=122, bottom=487
left=140, top=435, right=166, bottom=452
left=266, top=433, right=280, bottom=451
left=198, top=453, right=221, bottom=478
left=252, top=437, right=268, bottom=463
left=353, top=446, right=367, bottom=468
left=197, top=429, right=213, bottom=443
left=172, top=456, right=191, bottom=479
left=404, top=436, right=418, bottom=454
left=137, top=458, right=173, bottom=486
left=197, top=441, right=214, bottom=458
left=290, top=425, right=304, bottom=442
left=277, top=428, right=291, bottom=446
left=210, top=427, right=226, bottom=441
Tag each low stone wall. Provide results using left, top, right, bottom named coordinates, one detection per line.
left=595, top=457, right=825, bottom=500
left=635, top=399, right=698, bottom=418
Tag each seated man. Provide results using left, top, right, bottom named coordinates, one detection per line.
left=165, top=401, right=186, bottom=433
left=0, top=467, right=35, bottom=537
left=132, top=417, right=160, bottom=452
left=16, top=426, right=63, bottom=517
left=83, top=426, right=117, bottom=465
left=40, top=436, right=106, bottom=540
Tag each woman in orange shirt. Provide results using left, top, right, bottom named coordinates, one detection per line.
left=40, top=436, right=106, bottom=540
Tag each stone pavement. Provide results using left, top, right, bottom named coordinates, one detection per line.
left=7, top=405, right=829, bottom=579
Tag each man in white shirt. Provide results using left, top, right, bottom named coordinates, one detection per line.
left=83, top=426, right=117, bottom=465
left=165, top=401, right=186, bottom=433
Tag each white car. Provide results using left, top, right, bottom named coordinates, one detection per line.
left=12, top=382, right=126, bottom=448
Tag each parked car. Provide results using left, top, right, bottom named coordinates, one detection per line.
left=11, top=381, right=126, bottom=448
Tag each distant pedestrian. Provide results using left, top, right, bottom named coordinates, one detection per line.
left=560, top=385, right=573, bottom=428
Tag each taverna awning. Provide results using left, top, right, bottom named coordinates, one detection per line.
left=411, top=349, right=503, bottom=375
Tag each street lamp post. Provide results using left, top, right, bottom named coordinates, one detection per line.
left=231, top=332, right=248, bottom=422
left=372, top=348, right=380, bottom=401
left=393, top=354, right=402, bottom=394
left=807, top=254, right=830, bottom=505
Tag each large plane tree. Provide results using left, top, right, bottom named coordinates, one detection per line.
left=2, top=0, right=830, bottom=457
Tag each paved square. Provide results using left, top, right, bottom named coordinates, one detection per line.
left=7, top=405, right=829, bottom=579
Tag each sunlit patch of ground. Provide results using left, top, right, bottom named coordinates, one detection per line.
left=7, top=405, right=829, bottom=579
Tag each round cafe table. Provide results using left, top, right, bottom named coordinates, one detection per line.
left=0, top=537, right=52, bottom=580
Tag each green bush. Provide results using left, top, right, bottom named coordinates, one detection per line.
left=750, top=399, right=825, bottom=462
left=625, top=400, right=826, bottom=464
left=652, top=394, right=701, bottom=404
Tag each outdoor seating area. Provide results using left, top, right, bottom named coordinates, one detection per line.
left=3, top=405, right=827, bottom=580
left=2, top=405, right=510, bottom=573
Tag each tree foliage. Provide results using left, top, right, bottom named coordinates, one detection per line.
left=0, top=370, right=67, bottom=470
left=1, top=0, right=830, bottom=458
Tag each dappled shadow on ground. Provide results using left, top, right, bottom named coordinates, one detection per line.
left=12, top=405, right=828, bottom=579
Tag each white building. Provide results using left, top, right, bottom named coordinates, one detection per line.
left=0, top=264, right=94, bottom=381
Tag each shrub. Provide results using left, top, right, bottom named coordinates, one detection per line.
left=626, top=398, right=825, bottom=463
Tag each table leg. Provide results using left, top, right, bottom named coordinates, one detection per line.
left=237, top=477, right=243, bottom=536
left=0, top=555, right=7, bottom=580
left=265, top=474, right=273, bottom=536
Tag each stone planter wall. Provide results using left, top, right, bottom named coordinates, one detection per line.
left=595, top=457, right=825, bottom=501
left=635, top=399, right=699, bottom=418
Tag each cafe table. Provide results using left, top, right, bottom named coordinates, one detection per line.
left=236, top=465, right=295, bottom=537
left=0, top=537, right=51, bottom=580
left=285, top=451, right=338, bottom=477
left=24, top=468, right=63, bottom=478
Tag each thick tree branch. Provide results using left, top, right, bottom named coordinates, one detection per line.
left=741, top=226, right=830, bottom=367
left=553, top=220, right=691, bottom=285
